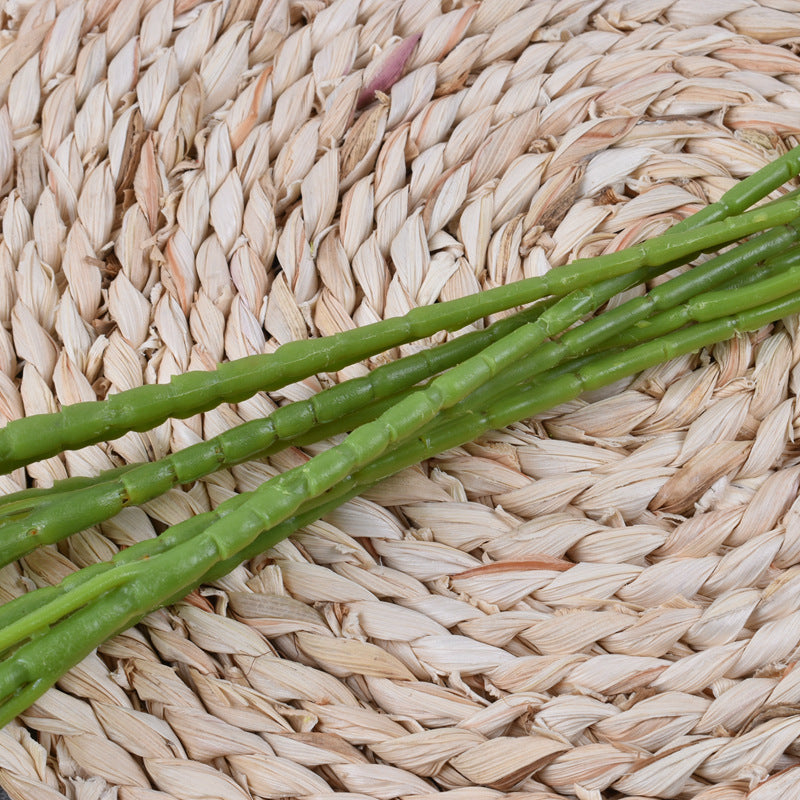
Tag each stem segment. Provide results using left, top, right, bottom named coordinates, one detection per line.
left=2, top=195, right=799, bottom=473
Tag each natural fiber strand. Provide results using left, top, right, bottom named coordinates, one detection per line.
left=2, top=0, right=800, bottom=798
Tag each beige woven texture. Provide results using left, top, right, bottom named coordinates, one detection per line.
left=3, top=0, right=800, bottom=798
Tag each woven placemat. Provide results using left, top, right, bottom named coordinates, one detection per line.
left=2, top=1, right=800, bottom=798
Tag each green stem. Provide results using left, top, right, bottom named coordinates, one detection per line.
left=3, top=223, right=799, bottom=567
left=2, top=194, right=799, bottom=474
left=0, top=299, right=554, bottom=564
left=0, top=253, right=675, bottom=564
left=1, top=146, right=800, bottom=724
left=3, top=286, right=800, bottom=726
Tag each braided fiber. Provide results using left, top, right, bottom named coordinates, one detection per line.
left=2, top=0, right=800, bottom=798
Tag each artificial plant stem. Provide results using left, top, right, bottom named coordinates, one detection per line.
left=2, top=148, right=800, bottom=725
left=0, top=254, right=674, bottom=563
left=3, top=225, right=799, bottom=622
left=2, top=194, right=799, bottom=474
left=4, top=285, right=800, bottom=727
left=607, top=247, right=800, bottom=349
left=666, top=145, right=800, bottom=233
left=0, top=299, right=554, bottom=561
left=0, top=299, right=555, bottom=512
left=4, top=221, right=799, bottom=566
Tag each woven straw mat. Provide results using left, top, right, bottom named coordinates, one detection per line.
left=6, top=1, right=800, bottom=799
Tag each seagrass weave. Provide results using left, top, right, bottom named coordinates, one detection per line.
left=3, top=0, right=800, bottom=798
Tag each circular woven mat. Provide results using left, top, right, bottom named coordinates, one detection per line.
left=3, top=1, right=800, bottom=798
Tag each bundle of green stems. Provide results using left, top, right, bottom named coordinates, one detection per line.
left=1, top=147, right=800, bottom=726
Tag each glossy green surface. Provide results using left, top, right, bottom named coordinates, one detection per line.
left=2, top=145, right=800, bottom=727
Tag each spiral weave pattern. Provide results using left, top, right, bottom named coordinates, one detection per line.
left=2, top=1, right=800, bottom=798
